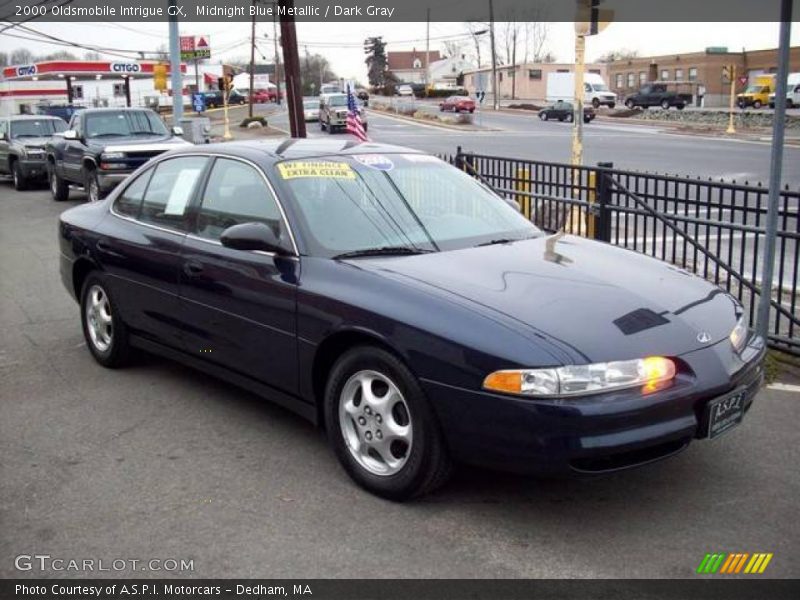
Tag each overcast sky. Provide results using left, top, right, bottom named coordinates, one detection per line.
left=2, top=21, right=798, bottom=82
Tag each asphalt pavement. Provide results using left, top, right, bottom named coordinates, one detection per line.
left=1, top=181, right=799, bottom=579
left=265, top=105, right=800, bottom=188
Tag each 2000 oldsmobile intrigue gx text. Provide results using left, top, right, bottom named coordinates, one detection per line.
left=58, top=140, right=765, bottom=500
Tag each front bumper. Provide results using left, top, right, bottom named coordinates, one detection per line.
left=17, top=157, right=47, bottom=179
left=423, top=335, right=765, bottom=475
left=96, top=171, right=130, bottom=192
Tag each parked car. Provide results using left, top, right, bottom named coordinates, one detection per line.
left=46, top=107, right=191, bottom=203
left=769, top=73, right=800, bottom=108
left=319, top=93, right=368, bottom=133
left=36, top=104, right=86, bottom=123
left=538, top=101, right=595, bottom=123
left=303, top=98, right=319, bottom=121
left=439, top=96, right=476, bottom=113
left=251, top=89, right=279, bottom=104
left=395, top=84, right=414, bottom=97
left=203, top=89, right=247, bottom=108
left=0, top=115, right=67, bottom=190
left=625, top=83, right=691, bottom=110
left=58, top=139, right=765, bottom=500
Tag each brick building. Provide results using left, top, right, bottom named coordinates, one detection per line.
left=606, top=46, right=800, bottom=107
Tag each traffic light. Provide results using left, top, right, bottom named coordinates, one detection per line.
left=153, top=64, right=167, bottom=92
left=575, top=0, right=613, bottom=36
left=217, top=74, right=233, bottom=92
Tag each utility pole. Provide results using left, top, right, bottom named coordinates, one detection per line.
left=272, top=12, right=282, bottom=106
left=279, top=0, right=306, bottom=137
left=571, top=31, right=586, bottom=167
left=488, top=0, right=499, bottom=110
left=167, top=0, right=183, bottom=124
left=424, top=8, right=430, bottom=89
left=726, top=63, right=736, bottom=134
left=248, top=0, right=257, bottom=118
left=756, top=0, right=793, bottom=341
left=511, top=28, right=517, bottom=101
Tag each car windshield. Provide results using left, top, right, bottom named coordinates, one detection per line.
left=275, top=154, right=540, bottom=257
left=303, top=101, right=317, bottom=109
left=84, top=110, right=168, bottom=138
left=10, top=118, right=67, bottom=137
left=326, top=95, right=348, bottom=107
left=592, top=83, right=609, bottom=91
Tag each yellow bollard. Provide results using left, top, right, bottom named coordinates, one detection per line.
left=515, top=168, right=532, bottom=219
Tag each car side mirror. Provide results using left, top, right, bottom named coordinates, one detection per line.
left=220, top=222, right=291, bottom=255
left=63, top=130, right=78, bottom=140
left=171, top=126, right=184, bottom=136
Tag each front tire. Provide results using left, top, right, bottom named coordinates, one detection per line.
left=753, top=100, right=762, bottom=109
left=12, top=161, right=28, bottom=191
left=661, top=99, right=671, bottom=110
left=84, top=168, right=103, bottom=203
left=591, top=98, right=600, bottom=109
left=80, top=274, right=131, bottom=368
left=625, top=99, right=635, bottom=109
left=539, top=112, right=548, bottom=121
left=324, top=346, right=452, bottom=500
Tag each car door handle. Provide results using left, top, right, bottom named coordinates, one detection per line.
left=96, top=240, right=113, bottom=253
left=183, top=261, right=204, bottom=276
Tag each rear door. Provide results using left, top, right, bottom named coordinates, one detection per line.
left=100, top=155, right=210, bottom=348
left=179, top=157, right=299, bottom=395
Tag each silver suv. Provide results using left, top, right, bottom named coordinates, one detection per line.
left=319, top=94, right=368, bottom=134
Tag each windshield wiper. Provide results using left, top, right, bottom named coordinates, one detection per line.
left=476, top=236, right=538, bottom=247
left=129, top=131, right=161, bottom=135
left=89, top=133, right=126, bottom=138
left=333, top=246, right=433, bottom=260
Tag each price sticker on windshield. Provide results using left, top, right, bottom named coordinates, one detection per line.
left=278, top=161, right=355, bottom=180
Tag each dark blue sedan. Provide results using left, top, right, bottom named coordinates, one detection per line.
left=58, top=140, right=765, bottom=500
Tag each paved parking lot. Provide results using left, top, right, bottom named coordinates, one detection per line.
left=1, top=182, right=799, bottom=579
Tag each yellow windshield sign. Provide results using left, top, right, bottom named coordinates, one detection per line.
left=278, top=161, right=355, bottom=180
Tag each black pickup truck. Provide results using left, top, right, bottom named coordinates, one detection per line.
left=624, top=83, right=692, bottom=110
left=46, top=107, right=190, bottom=202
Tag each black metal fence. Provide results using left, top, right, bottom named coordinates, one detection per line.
left=441, top=148, right=800, bottom=356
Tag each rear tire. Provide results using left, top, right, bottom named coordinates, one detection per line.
left=49, top=163, right=69, bottom=202
left=625, top=99, right=635, bottom=109
left=753, top=100, right=762, bottom=109
left=324, top=346, right=452, bottom=500
left=539, top=112, right=548, bottom=121
left=591, top=98, right=600, bottom=109
left=661, top=99, right=671, bottom=110
left=12, top=161, right=28, bottom=191
left=80, top=273, right=131, bottom=368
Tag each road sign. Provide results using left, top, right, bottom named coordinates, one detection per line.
left=739, top=75, right=748, bottom=86
left=192, top=92, right=206, bottom=113
left=180, top=35, right=211, bottom=61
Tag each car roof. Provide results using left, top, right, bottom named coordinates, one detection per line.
left=80, top=107, right=156, bottom=113
left=7, top=114, right=63, bottom=121
left=168, top=138, right=426, bottom=163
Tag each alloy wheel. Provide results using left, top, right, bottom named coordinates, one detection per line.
left=338, top=369, right=413, bottom=476
left=85, top=284, right=113, bottom=352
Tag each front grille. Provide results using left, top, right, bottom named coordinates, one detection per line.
left=125, top=150, right=169, bottom=160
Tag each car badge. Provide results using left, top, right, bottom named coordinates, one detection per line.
left=697, top=331, right=712, bottom=343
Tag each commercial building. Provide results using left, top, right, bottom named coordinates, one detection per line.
left=462, top=62, right=609, bottom=101
left=0, top=59, right=187, bottom=116
left=605, top=46, right=800, bottom=107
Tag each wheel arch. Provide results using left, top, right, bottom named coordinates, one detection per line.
left=311, top=327, right=410, bottom=430
left=72, top=256, right=100, bottom=300
left=82, top=156, right=98, bottom=172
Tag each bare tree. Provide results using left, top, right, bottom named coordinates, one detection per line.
left=464, top=21, right=487, bottom=69
left=10, top=48, right=34, bottom=65
left=442, top=40, right=462, bottom=59
left=0, top=52, right=8, bottom=67
left=596, top=48, right=639, bottom=63
left=83, top=51, right=102, bottom=61
left=524, top=21, right=550, bottom=63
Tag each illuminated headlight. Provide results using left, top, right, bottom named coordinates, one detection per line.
left=483, top=357, right=676, bottom=397
left=101, top=151, right=126, bottom=160
left=729, top=316, right=749, bottom=353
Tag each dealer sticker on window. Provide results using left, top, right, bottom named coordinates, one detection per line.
left=353, top=154, right=394, bottom=171
left=278, top=161, right=355, bottom=180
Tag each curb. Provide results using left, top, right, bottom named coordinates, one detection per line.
left=368, top=108, right=499, bottom=132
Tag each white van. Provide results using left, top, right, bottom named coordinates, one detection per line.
left=769, top=73, right=800, bottom=108
left=546, top=72, right=617, bottom=108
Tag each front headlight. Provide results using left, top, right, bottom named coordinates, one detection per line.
left=729, top=316, right=748, bottom=353
left=101, top=151, right=125, bottom=160
left=483, top=357, right=676, bottom=397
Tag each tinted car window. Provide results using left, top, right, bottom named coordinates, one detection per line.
left=84, top=110, right=168, bottom=139
left=139, top=157, right=208, bottom=230
left=114, top=169, right=154, bottom=218
left=10, top=118, right=67, bottom=137
left=195, top=158, right=281, bottom=240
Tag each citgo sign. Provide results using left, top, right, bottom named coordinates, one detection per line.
left=110, top=63, right=142, bottom=74
left=16, top=65, right=37, bottom=77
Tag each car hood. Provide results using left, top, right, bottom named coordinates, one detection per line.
left=88, top=135, right=189, bottom=151
left=15, top=137, right=52, bottom=148
left=354, top=234, right=740, bottom=363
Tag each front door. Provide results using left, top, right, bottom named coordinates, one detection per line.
left=179, top=157, right=299, bottom=395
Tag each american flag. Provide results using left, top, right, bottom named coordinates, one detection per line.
left=346, top=85, right=369, bottom=142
